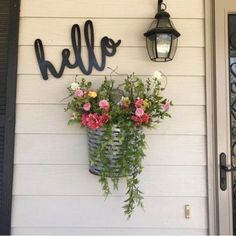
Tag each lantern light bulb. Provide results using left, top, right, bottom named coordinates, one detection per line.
left=156, top=34, right=171, bottom=56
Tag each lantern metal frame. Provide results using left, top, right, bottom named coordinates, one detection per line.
left=144, top=0, right=181, bottom=62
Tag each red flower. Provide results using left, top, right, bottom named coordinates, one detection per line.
left=81, top=113, right=88, bottom=127
left=142, top=113, right=150, bottom=124
left=131, top=116, right=142, bottom=126
left=82, top=113, right=110, bottom=129
left=131, top=113, right=150, bottom=126
left=100, top=114, right=110, bottom=124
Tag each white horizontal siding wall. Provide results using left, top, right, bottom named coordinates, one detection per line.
left=11, top=0, right=207, bottom=235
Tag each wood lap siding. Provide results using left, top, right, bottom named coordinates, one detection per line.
left=12, top=0, right=207, bottom=235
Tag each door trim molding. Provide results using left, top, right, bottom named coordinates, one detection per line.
left=205, top=0, right=219, bottom=235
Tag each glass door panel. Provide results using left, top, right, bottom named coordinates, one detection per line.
left=229, top=14, right=236, bottom=235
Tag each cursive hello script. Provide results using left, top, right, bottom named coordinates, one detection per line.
left=34, top=20, right=121, bottom=80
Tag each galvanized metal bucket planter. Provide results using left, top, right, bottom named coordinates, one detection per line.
left=87, top=126, right=142, bottom=177
left=88, top=126, right=122, bottom=176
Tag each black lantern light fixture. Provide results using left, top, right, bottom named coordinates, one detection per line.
left=144, top=0, right=181, bottom=62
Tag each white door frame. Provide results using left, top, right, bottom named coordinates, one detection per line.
left=205, top=0, right=218, bottom=234
left=206, top=1, right=236, bottom=235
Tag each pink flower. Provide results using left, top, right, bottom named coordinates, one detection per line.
left=75, top=89, right=84, bottom=97
left=83, top=103, right=91, bottom=111
left=99, top=99, right=110, bottom=112
left=163, top=101, right=170, bottom=112
left=135, top=98, right=144, bottom=108
left=135, top=108, right=144, bottom=117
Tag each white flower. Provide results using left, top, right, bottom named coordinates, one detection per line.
left=153, top=71, right=162, bottom=80
left=70, top=82, right=79, bottom=90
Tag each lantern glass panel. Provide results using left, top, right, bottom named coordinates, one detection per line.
left=149, top=20, right=158, bottom=31
left=169, top=35, right=178, bottom=60
left=146, top=34, right=155, bottom=60
left=156, top=33, right=171, bottom=58
left=168, top=19, right=178, bottom=31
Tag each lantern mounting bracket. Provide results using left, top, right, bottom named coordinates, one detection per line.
left=158, top=0, right=167, bottom=12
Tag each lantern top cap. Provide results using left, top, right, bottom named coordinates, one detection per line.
left=143, top=24, right=181, bottom=38
left=143, top=0, right=181, bottom=38
left=155, top=10, right=170, bottom=19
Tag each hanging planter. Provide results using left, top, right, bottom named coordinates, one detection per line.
left=65, top=73, right=172, bottom=218
left=88, top=126, right=122, bottom=176
left=88, top=125, right=130, bottom=176
left=88, top=125, right=143, bottom=177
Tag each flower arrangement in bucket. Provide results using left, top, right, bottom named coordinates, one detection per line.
left=65, top=71, right=171, bottom=218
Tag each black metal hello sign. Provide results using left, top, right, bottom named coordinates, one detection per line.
left=34, top=20, right=121, bottom=80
